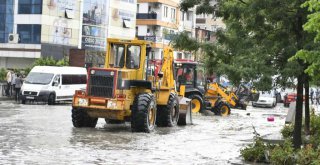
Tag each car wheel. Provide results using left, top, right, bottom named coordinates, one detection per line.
left=48, top=93, right=55, bottom=105
left=21, top=99, right=26, bottom=104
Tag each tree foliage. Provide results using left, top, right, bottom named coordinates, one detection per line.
left=179, top=0, right=315, bottom=149
left=32, top=57, right=69, bottom=67
left=171, top=31, right=199, bottom=52
left=291, top=0, right=320, bottom=82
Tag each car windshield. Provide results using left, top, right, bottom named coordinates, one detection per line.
left=24, top=72, right=54, bottom=85
left=260, top=91, right=275, bottom=98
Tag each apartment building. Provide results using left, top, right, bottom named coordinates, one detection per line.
left=0, top=0, right=137, bottom=69
left=0, top=0, right=82, bottom=68
left=71, top=0, right=137, bottom=67
left=136, top=0, right=196, bottom=60
left=195, top=0, right=225, bottom=43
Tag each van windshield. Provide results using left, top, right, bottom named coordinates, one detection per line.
left=24, top=72, right=54, bottom=85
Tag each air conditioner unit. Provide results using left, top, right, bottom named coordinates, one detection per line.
left=8, top=34, right=19, bottom=43
left=154, top=3, right=160, bottom=8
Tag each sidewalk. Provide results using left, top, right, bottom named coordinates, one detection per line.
left=0, top=95, right=14, bottom=101
left=0, top=82, right=15, bottom=101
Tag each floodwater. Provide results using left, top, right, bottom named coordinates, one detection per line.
left=0, top=100, right=289, bottom=164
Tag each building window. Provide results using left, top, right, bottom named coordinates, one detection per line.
left=18, top=0, right=42, bottom=14
left=187, top=12, right=190, bottom=21
left=171, top=8, right=176, bottom=20
left=164, top=6, right=168, bottom=18
left=0, top=1, right=14, bottom=43
left=181, top=11, right=185, bottom=21
left=17, top=24, right=41, bottom=44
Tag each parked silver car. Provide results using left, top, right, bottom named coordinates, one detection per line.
left=252, top=91, right=277, bottom=108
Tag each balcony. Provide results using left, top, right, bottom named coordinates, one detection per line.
left=136, top=13, right=158, bottom=19
left=137, top=36, right=162, bottom=42
left=196, top=18, right=206, bottom=24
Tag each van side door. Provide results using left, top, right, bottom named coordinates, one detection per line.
left=52, top=74, right=63, bottom=99
left=60, top=74, right=87, bottom=100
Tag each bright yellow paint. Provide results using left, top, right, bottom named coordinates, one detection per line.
left=191, top=99, right=201, bottom=113
left=72, top=38, right=187, bottom=121
left=205, top=83, right=238, bottom=107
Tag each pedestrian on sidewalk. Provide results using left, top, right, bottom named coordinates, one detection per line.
left=14, top=74, right=23, bottom=102
left=310, top=88, right=314, bottom=104
left=5, top=69, right=12, bottom=96
left=316, top=89, right=320, bottom=105
left=11, top=71, right=16, bottom=96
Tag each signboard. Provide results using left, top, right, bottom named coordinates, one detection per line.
left=81, top=0, right=109, bottom=50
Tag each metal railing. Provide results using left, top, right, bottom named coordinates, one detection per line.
left=0, top=83, right=14, bottom=97
left=137, top=36, right=163, bottom=43
left=136, top=13, right=158, bottom=19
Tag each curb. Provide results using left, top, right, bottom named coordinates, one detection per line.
left=0, top=96, right=14, bottom=101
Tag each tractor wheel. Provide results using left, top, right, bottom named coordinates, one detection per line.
left=213, top=102, right=231, bottom=117
left=105, top=119, right=124, bottom=124
left=131, top=93, right=156, bottom=133
left=48, top=93, right=55, bottom=105
left=72, top=108, right=98, bottom=128
left=189, top=94, right=203, bottom=113
left=241, top=104, right=247, bottom=110
left=284, top=103, right=289, bottom=107
left=156, top=94, right=179, bottom=127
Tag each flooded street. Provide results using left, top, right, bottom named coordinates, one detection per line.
left=0, top=100, right=288, bottom=164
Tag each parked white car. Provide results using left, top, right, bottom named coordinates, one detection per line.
left=20, top=66, right=87, bottom=105
left=252, top=91, right=277, bottom=108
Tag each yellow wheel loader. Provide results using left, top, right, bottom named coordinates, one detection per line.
left=71, top=38, right=192, bottom=132
left=174, top=60, right=247, bottom=116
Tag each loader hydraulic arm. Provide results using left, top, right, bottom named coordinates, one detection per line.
left=158, top=47, right=175, bottom=89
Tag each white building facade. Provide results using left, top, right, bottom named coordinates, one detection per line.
left=136, top=0, right=196, bottom=60
left=0, top=0, right=137, bottom=69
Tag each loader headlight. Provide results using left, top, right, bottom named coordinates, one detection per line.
left=78, top=98, right=88, bottom=106
left=107, top=101, right=117, bottom=109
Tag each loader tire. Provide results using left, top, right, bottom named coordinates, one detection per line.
left=189, top=94, right=203, bottom=113
left=72, top=108, right=98, bottom=128
left=213, top=102, right=231, bottom=117
left=156, top=94, right=179, bottom=127
left=131, top=93, right=156, bottom=133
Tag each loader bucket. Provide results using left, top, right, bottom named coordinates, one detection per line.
left=177, top=97, right=192, bottom=125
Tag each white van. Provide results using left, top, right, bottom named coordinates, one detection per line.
left=20, top=66, right=87, bottom=105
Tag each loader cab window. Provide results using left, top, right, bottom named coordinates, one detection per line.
left=109, top=44, right=125, bottom=68
left=196, top=69, right=205, bottom=87
left=177, top=67, right=195, bottom=86
left=126, top=45, right=141, bottom=69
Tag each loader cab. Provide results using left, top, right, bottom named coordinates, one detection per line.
left=103, top=38, right=154, bottom=81
left=174, top=60, right=205, bottom=95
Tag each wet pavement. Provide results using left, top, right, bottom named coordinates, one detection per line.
left=0, top=100, right=289, bottom=164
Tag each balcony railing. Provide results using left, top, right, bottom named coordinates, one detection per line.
left=136, top=13, right=158, bottom=19
left=137, top=36, right=162, bottom=42
left=196, top=18, right=206, bottom=24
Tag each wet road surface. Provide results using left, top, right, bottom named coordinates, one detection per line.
left=0, top=101, right=288, bottom=164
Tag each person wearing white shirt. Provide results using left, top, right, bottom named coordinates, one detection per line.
left=5, top=70, right=12, bottom=96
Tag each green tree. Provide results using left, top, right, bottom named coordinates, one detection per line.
left=32, top=57, right=69, bottom=67
left=291, top=0, right=320, bottom=135
left=179, top=0, right=315, bottom=149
